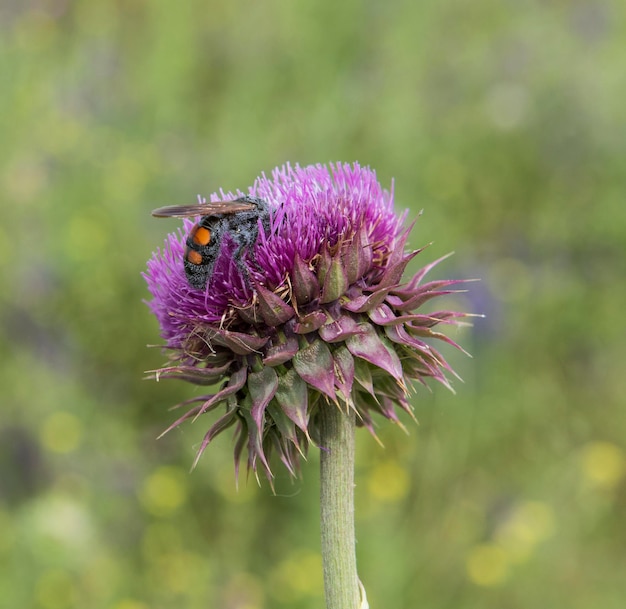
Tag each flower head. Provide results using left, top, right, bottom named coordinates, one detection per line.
left=144, top=163, right=472, bottom=483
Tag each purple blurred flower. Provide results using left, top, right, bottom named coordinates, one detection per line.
left=144, top=162, right=471, bottom=482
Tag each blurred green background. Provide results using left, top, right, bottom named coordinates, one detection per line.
left=2, top=1, right=625, bottom=608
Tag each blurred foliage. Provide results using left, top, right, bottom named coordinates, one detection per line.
left=1, top=0, right=625, bottom=608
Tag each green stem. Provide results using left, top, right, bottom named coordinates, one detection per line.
left=319, top=405, right=360, bottom=609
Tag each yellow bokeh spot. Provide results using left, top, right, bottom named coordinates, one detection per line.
left=367, top=459, right=409, bottom=503
left=581, top=441, right=626, bottom=490
left=268, top=551, right=323, bottom=603
left=138, top=466, right=188, bottom=517
left=35, top=569, right=77, bottom=609
left=40, top=412, right=83, bottom=454
left=496, top=501, right=555, bottom=563
left=31, top=495, right=94, bottom=549
left=466, top=543, right=510, bottom=587
left=149, top=550, right=201, bottom=594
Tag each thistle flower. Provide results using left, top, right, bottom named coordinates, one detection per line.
left=144, top=162, right=471, bottom=483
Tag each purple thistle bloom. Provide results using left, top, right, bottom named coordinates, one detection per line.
left=144, top=162, right=472, bottom=483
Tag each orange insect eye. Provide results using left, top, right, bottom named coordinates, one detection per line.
left=186, top=249, right=203, bottom=265
left=192, top=226, right=211, bottom=246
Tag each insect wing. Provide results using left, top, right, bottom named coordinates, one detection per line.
left=152, top=200, right=256, bottom=218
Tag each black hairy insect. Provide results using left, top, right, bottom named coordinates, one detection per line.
left=152, top=196, right=271, bottom=290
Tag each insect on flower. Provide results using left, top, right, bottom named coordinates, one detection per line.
left=152, top=196, right=271, bottom=290
left=146, top=163, right=477, bottom=481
